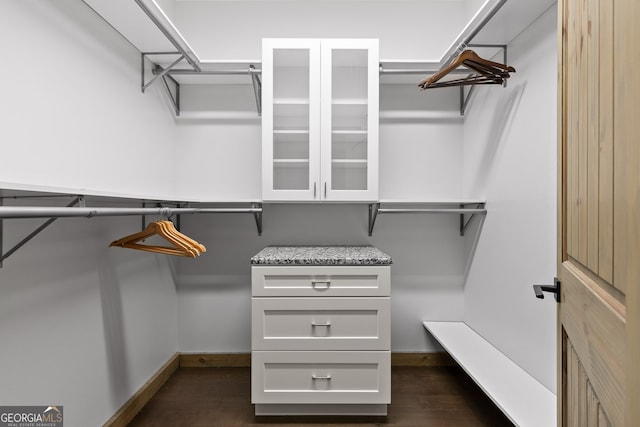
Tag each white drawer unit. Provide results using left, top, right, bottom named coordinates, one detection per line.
left=252, top=297, right=390, bottom=350
left=252, top=265, right=390, bottom=297
left=250, top=246, right=392, bottom=417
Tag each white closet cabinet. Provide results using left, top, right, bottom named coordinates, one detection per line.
left=251, top=266, right=391, bottom=415
left=262, top=38, right=379, bottom=202
left=251, top=247, right=392, bottom=416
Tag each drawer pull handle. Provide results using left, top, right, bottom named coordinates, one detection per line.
left=312, top=374, right=332, bottom=380
left=311, top=281, right=331, bottom=290
left=311, top=321, right=331, bottom=327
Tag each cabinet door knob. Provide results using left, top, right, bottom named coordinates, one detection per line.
left=314, top=182, right=317, bottom=198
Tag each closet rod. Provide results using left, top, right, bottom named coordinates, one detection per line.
left=160, top=68, right=261, bottom=76
left=0, top=206, right=261, bottom=219
left=164, top=67, right=470, bottom=77
left=379, top=68, right=468, bottom=75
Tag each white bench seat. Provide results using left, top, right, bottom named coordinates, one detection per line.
left=423, top=321, right=556, bottom=427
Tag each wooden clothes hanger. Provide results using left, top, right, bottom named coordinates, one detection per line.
left=418, top=49, right=515, bottom=90
left=109, top=220, right=206, bottom=258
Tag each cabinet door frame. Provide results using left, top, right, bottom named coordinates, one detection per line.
left=262, top=38, right=322, bottom=201
left=320, top=39, right=379, bottom=202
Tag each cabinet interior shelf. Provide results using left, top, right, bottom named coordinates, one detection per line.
left=274, top=99, right=310, bottom=105
left=332, top=159, right=367, bottom=166
left=274, top=129, right=310, bottom=134
left=332, top=99, right=368, bottom=105
left=273, top=159, right=310, bottom=165
left=332, top=130, right=367, bottom=135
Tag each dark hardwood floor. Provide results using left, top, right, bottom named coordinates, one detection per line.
left=128, top=366, right=514, bottom=426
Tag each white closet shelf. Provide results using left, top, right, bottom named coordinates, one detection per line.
left=423, top=321, right=556, bottom=427
left=367, top=199, right=486, bottom=236
left=378, top=198, right=486, bottom=205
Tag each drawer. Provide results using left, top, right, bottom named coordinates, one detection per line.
left=252, top=297, right=390, bottom=350
left=252, top=351, right=390, bottom=405
left=251, top=265, right=390, bottom=297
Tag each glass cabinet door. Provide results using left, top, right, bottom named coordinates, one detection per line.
left=321, top=39, right=379, bottom=201
left=262, top=38, right=378, bottom=202
left=262, top=39, right=321, bottom=201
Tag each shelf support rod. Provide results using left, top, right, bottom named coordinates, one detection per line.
left=457, top=44, right=508, bottom=116
left=0, top=197, right=82, bottom=268
left=250, top=65, right=262, bottom=116
left=0, top=197, right=3, bottom=268
left=252, top=203, right=263, bottom=236
left=460, top=84, right=477, bottom=116
left=368, top=203, right=380, bottom=236
left=160, top=72, right=180, bottom=116
left=460, top=203, right=487, bottom=236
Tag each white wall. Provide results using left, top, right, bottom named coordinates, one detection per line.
left=174, top=84, right=262, bottom=201
left=0, top=208, right=179, bottom=426
left=0, top=2, right=180, bottom=425
left=177, top=204, right=467, bottom=353
left=175, top=81, right=467, bottom=352
left=0, top=0, right=176, bottom=199
left=461, top=5, right=558, bottom=392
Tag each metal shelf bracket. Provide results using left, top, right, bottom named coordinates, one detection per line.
left=459, top=44, right=508, bottom=116
left=459, top=202, right=487, bottom=236
left=250, top=65, right=262, bottom=117
left=0, top=196, right=82, bottom=268
left=252, top=202, right=263, bottom=236
left=142, top=52, right=183, bottom=115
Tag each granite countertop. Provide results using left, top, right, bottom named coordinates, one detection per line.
left=250, top=246, right=392, bottom=266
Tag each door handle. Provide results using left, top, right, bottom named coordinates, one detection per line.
left=533, top=277, right=561, bottom=303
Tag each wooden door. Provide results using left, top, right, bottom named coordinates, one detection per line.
left=558, top=0, right=640, bottom=426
